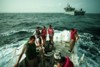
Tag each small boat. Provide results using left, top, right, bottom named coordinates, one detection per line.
left=11, top=30, right=87, bottom=67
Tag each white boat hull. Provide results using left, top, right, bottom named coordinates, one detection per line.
left=64, top=11, right=75, bottom=15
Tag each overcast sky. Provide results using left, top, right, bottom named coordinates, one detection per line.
left=0, top=0, right=100, bottom=13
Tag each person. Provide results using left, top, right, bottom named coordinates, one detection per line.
left=48, top=25, right=54, bottom=43
left=69, top=28, right=79, bottom=52
left=35, top=26, right=43, bottom=47
left=56, top=56, right=74, bottom=67
left=14, top=36, right=38, bottom=67
left=41, top=26, right=47, bottom=46
left=35, top=26, right=43, bottom=50
left=35, top=34, right=45, bottom=55
left=36, top=26, right=41, bottom=38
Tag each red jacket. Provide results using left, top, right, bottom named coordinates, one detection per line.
left=48, top=28, right=54, bottom=35
left=64, top=57, right=74, bottom=67
left=70, top=29, right=77, bottom=40
left=41, top=28, right=47, bottom=36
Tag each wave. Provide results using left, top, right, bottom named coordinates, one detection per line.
left=12, top=22, right=39, bottom=28
left=0, top=29, right=35, bottom=46
left=77, top=32, right=100, bottom=66
left=0, top=40, right=28, bottom=67
left=0, top=29, right=35, bottom=36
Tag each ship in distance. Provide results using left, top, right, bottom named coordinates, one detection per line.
left=64, top=4, right=85, bottom=16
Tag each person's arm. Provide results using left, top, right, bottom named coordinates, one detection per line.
left=36, top=37, right=42, bottom=48
left=14, top=45, right=26, bottom=67
left=75, top=33, right=79, bottom=41
left=39, top=37, right=43, bottom=48
left=41, top=30, right=43, bottom=36
left=36, top=39, right=41, bottom=47
left=47, top=29, right=49, bottom=34
left=52, top=28, right=54, bottom=36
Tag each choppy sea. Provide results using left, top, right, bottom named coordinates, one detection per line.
left=0, top=13, right=100, bottom=67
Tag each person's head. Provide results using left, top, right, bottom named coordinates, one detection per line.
left=49, top=25, right=52, bottom=28
left=71, top=28, right=75, bottom=31
left=29, top=35, right=35, bottom=44
left=37, top=26, right=40, bottom=30
left=43, top=26, right=46, bottom=29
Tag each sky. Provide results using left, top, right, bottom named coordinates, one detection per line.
left=0, top=0, right=100, bottom=13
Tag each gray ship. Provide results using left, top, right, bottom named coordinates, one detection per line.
left=64, top=4, right=85, bottom=15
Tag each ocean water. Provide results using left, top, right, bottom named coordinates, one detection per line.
left=0, top=13, right=100, bottom=67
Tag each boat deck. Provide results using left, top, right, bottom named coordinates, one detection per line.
left=18, top=41, right=79, bottom=67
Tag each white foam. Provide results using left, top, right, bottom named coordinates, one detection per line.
left=53, top=30, right=70, bottom=42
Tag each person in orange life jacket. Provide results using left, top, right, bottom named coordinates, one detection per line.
left=56, top=56, right=74, bottom=67
left=41, top=26, right=47, bottom=46
left=69, top=28, right=79, bottom=52
left=48, top=25, right=54, bottom=43
left=14, top=36, right=38, bottom=67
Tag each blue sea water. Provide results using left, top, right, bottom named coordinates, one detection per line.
left=0, top=13, right=100, bottom=67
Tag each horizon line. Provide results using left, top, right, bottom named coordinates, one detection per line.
left=0, top=12, right=100, bottom=14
